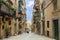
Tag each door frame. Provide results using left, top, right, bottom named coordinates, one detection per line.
left=52, top=19, right=59, bottom=40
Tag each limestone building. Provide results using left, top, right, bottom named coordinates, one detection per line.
left=32, top=0, right=60, bottom=40
left=0, top=0, right=16, bottom=38
left=32, top=0, right=41, bottom=34
left=40, top=0, right=60, bottom=40
left=17, top=0, right=26, bottom=34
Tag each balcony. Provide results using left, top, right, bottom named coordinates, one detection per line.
left=18, top=11, right=23, bottom=15
left=17, top=11, right=23, bottom=21
left=18, top=17, right=22, bottom=21
left=34, top=10, right=40, bottom=17
left=35, top=2, right=40, bottom=7
left=0, top=0, right=16, bottom=18
left=34, top=0, right=40, bottom=9
left=34, top=5, right=39, bottom=10
left=19, top=0, right=23, bottom=5
left=18, top=4, right=22, bottom=11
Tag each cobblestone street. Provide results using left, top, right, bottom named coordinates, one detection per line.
left=3, top=33, right=55, bottom=40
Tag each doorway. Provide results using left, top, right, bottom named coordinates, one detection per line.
left=53, top=19, right=59, bottom=40
left=42, top=21, right=45, bottom=35
left=36, top=22, right=40, bottom=34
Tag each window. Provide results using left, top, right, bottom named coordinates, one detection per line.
left=9, top=21, right=11, bottom=25
left=41, top=1, right=46, bottom=10
left=33, top=21, right=36, bottom=24
left=47, top=21, right=49, bottom=28
left=41, top=2, right=43, bottom=9
left=53, top=0, right=57, bottom=10
left=18, top=0, right=23, bottom=5
left=10, top=27, right=11, bottom=30
left=5, top=18, right=10, bottom=21
left=18, top=17, right=21, bottom=21
left=47, top=31, right=49, bottom=37
left=18, top=2, right=22, bottom=11
left=2, top=25, right=4, bottom=29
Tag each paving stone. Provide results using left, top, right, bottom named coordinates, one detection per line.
left=3, top=33, right=55, bottom=40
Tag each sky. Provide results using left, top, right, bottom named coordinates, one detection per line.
left=26, top=0, right=34, bottom=22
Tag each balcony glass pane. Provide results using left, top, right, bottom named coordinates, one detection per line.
left=18, top=4, right=22, bottom=11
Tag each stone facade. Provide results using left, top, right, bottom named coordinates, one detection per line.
left=40, top=0, right=60, bottom=40
left=0, top=0, right=16, bottom=38
left=0, top=0, right=26, bottom=38
left=17, top=0, right=26, bottom=34
left=32, top=0, right=41, bottom=34
left=32, top=0, right=60, bottom=40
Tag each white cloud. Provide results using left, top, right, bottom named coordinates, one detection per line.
left=26, top=1, right=34, bottom=7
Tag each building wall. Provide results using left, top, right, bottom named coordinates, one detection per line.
left=17, top=0, right=26, bottom=34
left=44, top=1, right=53, bottom=37
left=0, top=17, right=3, bottom=38
left=40, top=0, right=60, bottom=40
left=52, top=0, right=60, bottom=40
left=32, top=0, right=41, bottom=34
left=40, top=0, right=44, bottom=35
left=22, top=0, right=26, bottom=32
left=9, top=0, right=17, bottom=36
left=0, top=0, right=18, bottom=38
left=40, top=0, right=54, bottom=38
left=32, top=0, right=60, bottom=40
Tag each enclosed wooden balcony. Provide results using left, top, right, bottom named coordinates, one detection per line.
left=0, top=0, right=16, bottom=18
left=19, top=0, right=23, bottom=5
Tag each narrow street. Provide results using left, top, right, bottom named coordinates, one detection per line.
left=3, top=33, right=55, bottom=40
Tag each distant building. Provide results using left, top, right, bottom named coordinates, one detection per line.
left=32, top=0, right=41, bottom=34
left=25, top=21, right=31, bottom=33
left=32, top=0, right=60, bottom=40
left=17, top=0, right=26, bottom=34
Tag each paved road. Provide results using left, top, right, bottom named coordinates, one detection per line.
left=3, top=33, right=55, bottom=40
